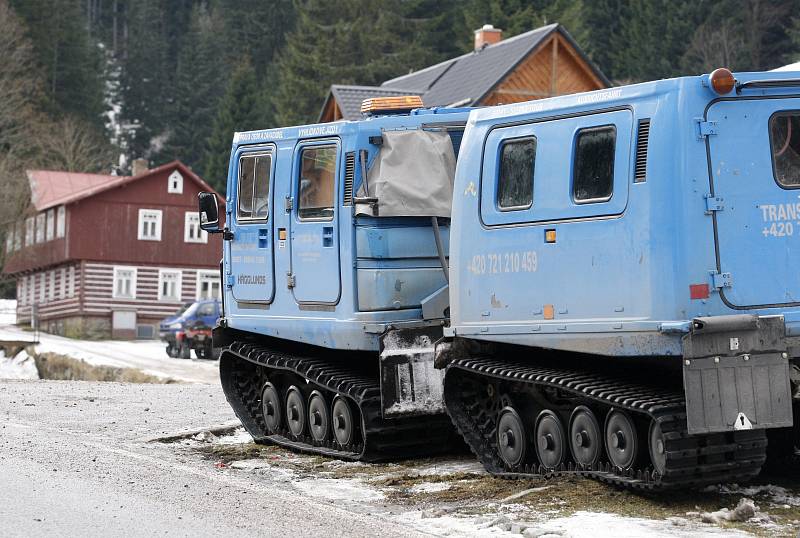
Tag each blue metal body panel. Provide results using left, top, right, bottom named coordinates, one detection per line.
left=223, top=109, right=470, bottom=351
left=447, top=71, right=800, bottom=356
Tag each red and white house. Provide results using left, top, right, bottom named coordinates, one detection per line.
left=2, top=161, right=223, bottom=339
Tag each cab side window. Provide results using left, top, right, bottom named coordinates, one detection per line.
left=573, top=126, right=616, bottom=203
left=237, top=153, right=272, bottom=221
left=298, top=145, right=337, bottom=220
left=497, top=137, right=536, bottom=210
left=770, top=112, right=800, bottom=187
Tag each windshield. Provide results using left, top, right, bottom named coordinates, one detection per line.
left=181, top=302, right=200, bottom=318
left=174, top=302, right=192, bottom=316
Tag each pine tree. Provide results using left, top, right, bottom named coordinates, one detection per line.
left=159, top=3, right=228, bottom=170
left=202, top=58, right=263, bottom=192
left=10, top=0, right=105, bottom=131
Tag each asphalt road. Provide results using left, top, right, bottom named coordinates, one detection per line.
left=0, top=380, right=429, bottom=538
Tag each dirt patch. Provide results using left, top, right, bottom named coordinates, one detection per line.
left=34, top=352, right=177, bottom=383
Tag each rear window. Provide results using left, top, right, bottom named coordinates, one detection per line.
left=770, top=112, right=800, bottom=187
left=497, top=137, right=536, bottom=210
left=573, top=126, right=616, bottom=203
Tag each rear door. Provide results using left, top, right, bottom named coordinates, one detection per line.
left=229, top=146, right=276, bottom=304
left=289, top=140, right=341, bottom=305
left=706, top=98, right=800, bottom=308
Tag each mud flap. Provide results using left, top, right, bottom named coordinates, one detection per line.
left=379, top=326, right=445, bottom=418
left=682, top=315, right=794, bottom=435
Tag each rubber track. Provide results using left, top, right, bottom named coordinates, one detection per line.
left=220, top=341, right=457, bottom=462
left=444, top=357, right=768, bottom=490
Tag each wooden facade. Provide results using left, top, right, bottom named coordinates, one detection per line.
left=480, top=32, right=606, bottom=106
left=3, top=161, right=223, bottom=339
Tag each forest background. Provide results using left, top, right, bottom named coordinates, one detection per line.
left=1, top=0, right=800, bottom=296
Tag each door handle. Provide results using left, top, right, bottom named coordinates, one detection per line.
left=258, top=229, right=268, bottom=248
left=322, top=226, right=333, bottom=247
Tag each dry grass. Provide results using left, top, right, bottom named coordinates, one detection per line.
left=34, top=352, right=176, bottom=384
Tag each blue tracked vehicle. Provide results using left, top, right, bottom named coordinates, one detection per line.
left=201, top=70, right=800, bottom=489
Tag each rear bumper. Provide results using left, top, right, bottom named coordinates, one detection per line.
left=682, top=314, right=793, bottom=434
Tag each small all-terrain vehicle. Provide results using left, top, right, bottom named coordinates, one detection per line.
left=159, top=299, right=220, bottom=359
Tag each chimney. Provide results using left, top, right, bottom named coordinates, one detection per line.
left=131, top=158, right=148, bottom=176
left=474, top=24, right=502, bottom=51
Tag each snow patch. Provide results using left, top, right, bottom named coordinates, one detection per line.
left=712, top=483, right=800, bottom=507
left=0, top=349, right=39, bottom=380
left=293, top=477, right=385, bottom=502
left=408, top=482, right=451, bottom=494
left=0, top=299, right=16, bottom=326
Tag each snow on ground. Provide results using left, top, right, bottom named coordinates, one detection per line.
left=0, top=323, right=218, bottom=384
left=0, top=299, right=16, bottom=326
left=713, top=483, right=800, bottom=507
left=0, top=349, right=39, bottom=380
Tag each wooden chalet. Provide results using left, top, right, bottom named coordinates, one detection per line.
left=319, top=23, right=609, bottom=122
left=2, top=160, right=223, bottom=339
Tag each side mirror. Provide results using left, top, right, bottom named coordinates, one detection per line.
left=198, top=192, right=221, bottom=233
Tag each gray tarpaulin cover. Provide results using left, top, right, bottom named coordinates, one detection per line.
left=356, top=130, right=456, bottom=217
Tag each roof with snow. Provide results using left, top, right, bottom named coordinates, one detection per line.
left=27, top=161, right=220, bottom=211
left=319, top=24, right=609, bottom=121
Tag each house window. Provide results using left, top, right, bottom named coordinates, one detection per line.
left=18, top=278, right=25, bottom=306
left=49, top=270, right=55, bottom=301
left=196, top=270, right=221, bottom=300
left=46, top=209, right=54, bottom=241
left=168, top=170, right=183, bottom=194
left=184, top=212, right=207, bottom=243
left=158, top=269, right=182, bottom=302
left=25, top=217, right=33, bottom=246
left=573, top=125, right=616, bottom=203
left=68, top=266, right=75, bottom=298
left=60, top=267, right=67, bottom=300
left=29, top=275, right=34, bottom=305
left=35, top=214, right=45, bottom=243
left=39, top=273, right=45, bottom=302
left=113, top=266, right=137, bottom=299
left=56, top=206, right=65, bottom=238
left=137, top=209, right=162, bottom=241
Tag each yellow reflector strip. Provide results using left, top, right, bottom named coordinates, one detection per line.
left=545, top=229, right=556, bottom=243
left=543, top=304, right=555, bottom=320
left=361, top=95, right=424, bottom=114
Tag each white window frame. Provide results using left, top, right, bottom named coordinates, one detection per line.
left=56, top=206, right=65, bottom=238
left=35, top=214, right=45, bottom=243
left=29, top=275, right=35, bottom=305
left=183, top=212, right=207, bottom=243
left=25, top=217, right=34, bottom=246
left=137, top=209, right=162, bottom=241
left=112, top=266, right=137, bottom=299
left=39, top=273, right=45, bottom=302
left=46, top=209, right=54, bottom=241
left=59, top=267, right=67, bottom=300
left=18, top=278, right=25, bottom=306
left=167, top=170, right=183, bottom=194
left=196, top=270, right=221, bottom=300
left=48, top=270, right=55, bottom=301
left=158, top=269, right=183, bottom=302
left=68, top=266, right=75, bottom=298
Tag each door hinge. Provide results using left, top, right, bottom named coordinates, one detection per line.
left=226, top=274, right=235, bottom=289
left=285, top=196, right=293, bottom=212
left=710, top=270, right=732, bottom=289
left=222, top=228, right=234, bottom=241
left=696, top=118, right=718, bottom=139
left=286, top=272, right=296, bottom=288
left=704, top=194, right=724, bottom=214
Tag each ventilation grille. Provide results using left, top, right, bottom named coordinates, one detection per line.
left=634, top=119, right=650, bottom=183
left=343, top=152, right=355, bottom=205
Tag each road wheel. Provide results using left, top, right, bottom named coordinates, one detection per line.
left=496, top=406, right=527, bottom=467
left=332, top=396, right=356, bottom=447
left=535, top=410, right=566, bottom=470
left=166, top=344, right=178, bottom=358
left=285, top=386, right=306, bottom=439
left=648, top=420, right=667, bottom=475
left=308, top=391, right=330, bottom=443
left=605, top=410, right=638, bottom=470
left=569, top=406, right=602, bottom=467
left=261, top=382, right=282, bottom=434
left=179, top=341, right=191, bottom=360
